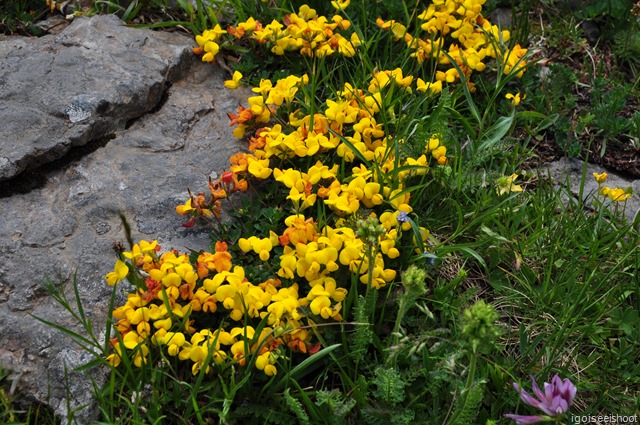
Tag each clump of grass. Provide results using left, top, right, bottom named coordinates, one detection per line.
left=0, top=0, right=46, bottom=35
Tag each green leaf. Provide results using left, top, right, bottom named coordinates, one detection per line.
left=272, top=344, right=341, bottom=393
left=479, top=110, right=514, bottom=151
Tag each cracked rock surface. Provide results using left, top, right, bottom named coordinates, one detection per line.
left=0, top=15, right=248, bottom=423
left=0, top=14, right=192, bottom=182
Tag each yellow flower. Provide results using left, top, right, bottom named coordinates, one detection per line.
left=201, top=41, right=220, bottom=63
left=106, top=344, right=123, bottom=367
left=416, top=78, right=442, bottom=94
left=505, top=92, right=524, bottom=106
left=255, top=351, right=277, bottom=376
left=495, top=173, right=524, bottom=196
left=331, top=0, right=350, bottom=11
left=175, top=198, right=195, bottom=215
left=609, top=188, right=632, bottom=202
left=224, top=71, right=243, bottom=89
left=593, top=172, right=608, bottom=184
left=601, top=186, right=632, bottom=202
left=247, top=157, right=273, bottom=179
left=238, top=232, right=278, bottom=261
left=106, top=260, right=128, bottom=286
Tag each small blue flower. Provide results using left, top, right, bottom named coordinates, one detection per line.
left=422, top=250, right=436, bottom=265
left=397, top=211, right=410, bottom=223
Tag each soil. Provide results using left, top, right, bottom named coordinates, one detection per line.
left=524, top=3, right=640, bottom=179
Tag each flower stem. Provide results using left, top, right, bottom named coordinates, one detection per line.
left=444, top=352, right=477, bottom=425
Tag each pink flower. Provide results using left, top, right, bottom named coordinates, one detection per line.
left=504, top=414, right=547, bottom=424
left=506, top=375, right=577, bottom=424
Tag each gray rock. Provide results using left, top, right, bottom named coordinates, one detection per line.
left=0, top=14, right=194, bottom=182
left=488, top=7, right=512, bottom=30
left=541, top=158, right=640, bottom=223
left=0, top=15, right=249, bottom=424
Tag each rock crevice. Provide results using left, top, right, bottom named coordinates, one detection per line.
left=0, top=15, right=249, bottom=424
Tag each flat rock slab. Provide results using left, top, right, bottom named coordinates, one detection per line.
left=0, top=14, right=193, bottom=182
left=0, top=15, right=249, bottom=424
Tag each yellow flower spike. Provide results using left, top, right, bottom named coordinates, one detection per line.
left=593, top=172, right=608, bottom=184
left=106, top=259, right=129, bottom=286
left=224, top=71, right=243, bottom=89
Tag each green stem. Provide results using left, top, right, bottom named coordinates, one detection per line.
left=444, top=352, right=477, bottom=425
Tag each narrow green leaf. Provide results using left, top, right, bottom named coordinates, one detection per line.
left=479, top=110, right=514, bottom=151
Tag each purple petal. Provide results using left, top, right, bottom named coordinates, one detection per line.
left=505, top=414, right=546, bottom=424
left=514, top=385, right=542, bottom=408
left=529, top=375, right=547, bottom=402
left=548, top=395, right=569, bottom=415
left=558, top=378, right=577, bottom=405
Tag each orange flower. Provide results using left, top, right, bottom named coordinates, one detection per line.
left=228, top=105, right=254, bottom=126
left=196, top=246, right=233, bottom=278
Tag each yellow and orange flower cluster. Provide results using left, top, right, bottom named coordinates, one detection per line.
left=106, top=240, right=321, bottom=376
left=108, top=1, right=535, bottom=381
left=204, top=5, right=361, bottom=60
left=193, top=24, right=227, bottom=62
left=175, top=170, right=248, bottom=228
left=107, top=68, right=437, bottom=376
left=377, top=0, right=527, bottom=88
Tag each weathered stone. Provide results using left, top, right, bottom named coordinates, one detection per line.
left=0, top=15, right=250, bottom=424
left=542, top=158, right=640, bottom=223
left=0, top=14, right=194, bottom=182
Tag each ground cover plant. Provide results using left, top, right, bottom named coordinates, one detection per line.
left=1, top=0, right=639, bottom=424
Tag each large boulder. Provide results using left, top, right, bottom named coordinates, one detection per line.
left=0, top=15, right=249, bottom=423
left=0, top=14, right=192, bottom=182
